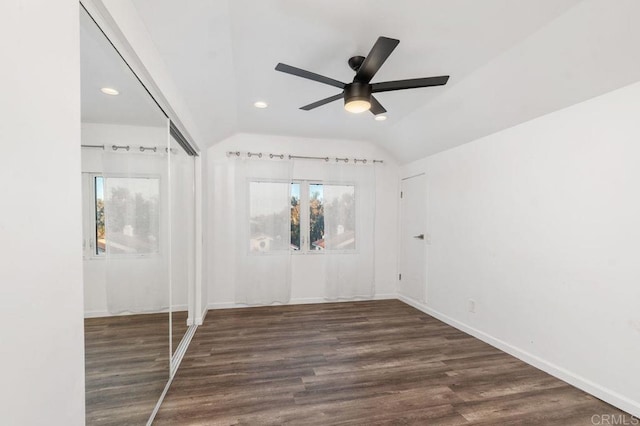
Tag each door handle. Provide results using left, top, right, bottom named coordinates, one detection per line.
left=413, top=234, right=425, bottom=240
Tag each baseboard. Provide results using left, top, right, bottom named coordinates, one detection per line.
left=396, top=294, right=640, bottom=418
left=208, top=293, right=397, bottom=310
left=84, top=304, right=188, bottom=319
left=195, top=305, right=208, bottom=325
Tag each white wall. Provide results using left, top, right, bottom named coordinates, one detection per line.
left=81, top=123, right=190, bottom=317
left=400, top=81, right=640, bottom=416
left=0, top=1, right=85, bottom=424
left=207, top=133, right=399, bottom=307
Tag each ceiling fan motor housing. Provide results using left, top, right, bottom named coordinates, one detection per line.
left=344, top=82, right=372, bottom=106
left=348, top=55, right=366, bottom=71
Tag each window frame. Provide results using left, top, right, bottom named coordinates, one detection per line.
left=317, top=181, right=357, bottom=253
left=289, top=180, right=357, bottom=255
left=81, top=172, right=103, bottom=260
left=81, top=172, right=163, bottom=260
left=246, top=178, right=294, bottom=256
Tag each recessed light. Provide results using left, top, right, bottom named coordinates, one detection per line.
left=100, top=87, right=119, bottom=96
left=374, top=115, right=387, bottom=121
left=254, top=101, right=268, bottom=109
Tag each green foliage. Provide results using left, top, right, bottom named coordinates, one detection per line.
left=95, top=198, right=105, bottom=239
left=290, top=196, right=300, bottom=248
left=309, top=191, right=324, bottom=248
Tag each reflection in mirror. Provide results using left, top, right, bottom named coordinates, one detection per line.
left=169, top=134, right=195, bottom=356
left=80, top=7, right=172, bottom=425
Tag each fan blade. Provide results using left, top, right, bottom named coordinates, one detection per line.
left=372, top=76, right=449, bottom=93
left=276, top=63, right=345, bottom=89
left=355, top=36, right=400, bottom=83
left=300, top=93, right=344, bottom=111
left=369, top=96, right=386, bottom=115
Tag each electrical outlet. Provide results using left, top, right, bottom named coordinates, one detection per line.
left=468, top=299, right=476, bottom=313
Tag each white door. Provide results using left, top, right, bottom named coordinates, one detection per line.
left=399, top=174, right=427, bottom=303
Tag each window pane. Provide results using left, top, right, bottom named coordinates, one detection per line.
left=324, top=185, right=355, bottom=250
left=290, top=183, right=300, bottom=250
left=309, top=183, right=324, bottom=250
left=94, top=176, right=105, bottom=255
left=249, top=181, right=290, bottom=252
left=105, top=177, right=160, bottom=254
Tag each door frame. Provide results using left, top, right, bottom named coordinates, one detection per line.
left=397, top=173, right=428, bottom=303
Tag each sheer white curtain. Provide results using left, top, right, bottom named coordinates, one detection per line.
left=103, top=150, right=169, bottom=314
left=323, top=162, right=376, bottom=300
left=234, top=158, right=293, bottom=305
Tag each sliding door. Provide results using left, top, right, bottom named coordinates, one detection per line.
left=169, top=134, right=196, bottom=360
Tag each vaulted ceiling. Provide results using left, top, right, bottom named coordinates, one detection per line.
left=127, top=0, right=640, bottom=163
left=80, top=8, right=167, bottom=127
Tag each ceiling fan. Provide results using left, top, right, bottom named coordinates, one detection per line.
left=275, top=36, right=449, bottom=115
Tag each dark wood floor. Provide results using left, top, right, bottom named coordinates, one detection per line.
left=85, top=310, right=188, bottom=426
left=154, top=300, right=627, bottom=425
left=173, top=310, right=189, bottom=353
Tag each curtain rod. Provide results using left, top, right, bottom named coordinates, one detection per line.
left=226, top=151, right=383, bottom=164
left=81, top=144, right=175, bottom=153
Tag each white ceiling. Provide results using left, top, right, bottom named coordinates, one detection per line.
left=80, top=8, right=167, bottom=127
left=128, top=0, right=640, bottom=163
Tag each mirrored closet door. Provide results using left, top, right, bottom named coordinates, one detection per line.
left=80, top=6, right=196, bottom=425
left=169, top=132, right=196, bottom=362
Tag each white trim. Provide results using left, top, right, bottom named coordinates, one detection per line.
left=146, top=369, right=174, bottom=426
left=195, top=305, right=208, bottom=326
left=84, top=305, right=188, bottom=319
left=396, top=294, right=640, bottom=418
left=170, top=325, right=197, bottom=375
left=147, top=324, right=197, bottom=425
left=394, top=175, right=402, bottom=296
left=208, top=294, right=396, bottom=310
left=194, top=155, right=204, bottom=326
left=400, top=172, right=426, bottom=181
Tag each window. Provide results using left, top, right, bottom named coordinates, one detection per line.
left=105, top=177, right=160, bottom=255
left=248, top=181, right=290, bottom=252
left=309, top=184, right=324, bottom=250
left=322, top=184, right=355, bottom=250
left=276, top=181, right=355, bottom=253
left=82, top=174, right=160, bottom=257
left=94, top=176, right=105, bottom=255
left=290, top=183, right=301, bottom=250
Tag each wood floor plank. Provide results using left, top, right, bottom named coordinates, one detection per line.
left=153, top=300, right=630, bottom=425
left=84, top=310, right=188, bottom=426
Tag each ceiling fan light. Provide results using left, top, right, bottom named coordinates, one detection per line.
left=343, top=82, right=372, bottom=114
left=100, top=87, right=119, bottom=96
left=345, top=99, right=371, bottom=113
